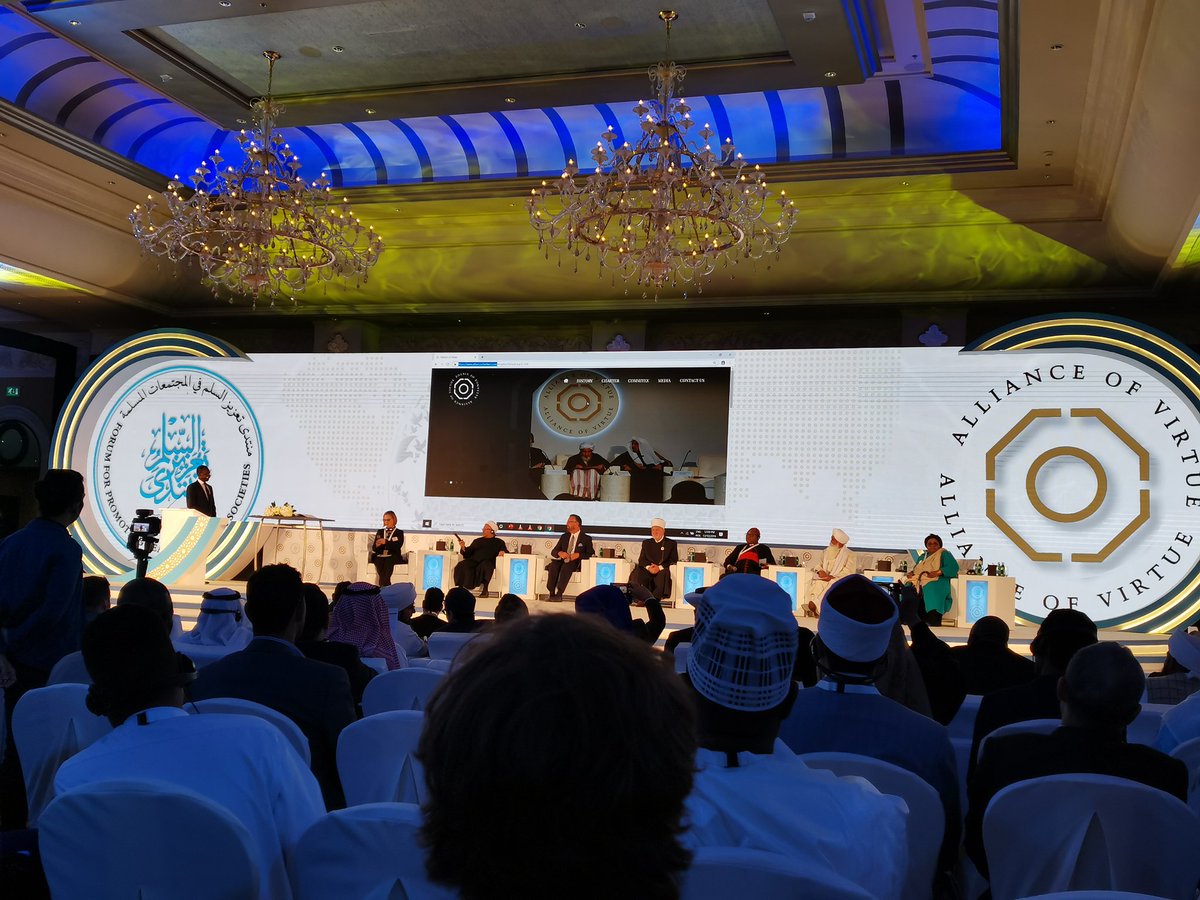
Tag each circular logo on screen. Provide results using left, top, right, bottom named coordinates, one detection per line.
left=449, top=373, right=480, bottom=406
left=537, top=370, right=620, bottom=437
left=90, top=365, right=264, bottom=547
left=941, top=360, right=1200, bottom=628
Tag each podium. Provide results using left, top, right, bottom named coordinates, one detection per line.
left=142, top=509, right=225, bottom=588
left=950, top=575, right=1017, bottom=626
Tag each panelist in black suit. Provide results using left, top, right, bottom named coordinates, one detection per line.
left=369, top=510, right=405, bottom=586
left=185, top=465, right=217, bottom=517
left=545, top=514, right=593, bottom=601
left=192, top=564, right=356, bottom=810
left=629, top=517, right=679, bottom=601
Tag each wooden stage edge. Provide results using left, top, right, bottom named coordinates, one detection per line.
left=161, top=581, right=1174, bottom=672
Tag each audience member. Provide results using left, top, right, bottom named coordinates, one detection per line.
left=966, top=642, right=1188, bottom=876
left=418, top=613, right=696, bottom=899
left=1145, top=629, right=1200, bottom=705
left=192, top=564, right=355, bottom=809
left=629, top=517, right=678, bottom=601
left=875, top=618, right=934, bottom=718
left=492, top=593, right=529, bottom=625
left=117, top=577, right=181, bottom=639
left=296, top=582, right=375, bottom=709
left=327, top=582, right=405, bottom=670
left=778, top=574, right=961, bottom=869
left=55, top=605, right=323, bottom=900
left=969, top=608, right=1098, bottom=778
left=0, top=469, right=86, bottom=829
left=804, top=528, right=854, bottom=617
left=380, top=582, right=424, bottom=657
left=443, top=587, right=481, bottom=634
left=176, top=587, right=252, bottom=651
left=680, top=575, right=908, bottom=898
left=82, top=575, right=111, bottom=624
left=410, top=587, right=447, bottom=639
left=1154, top=685, right=1200, bottom=754
left=576, top=583, right=666, bottom=645
left=951, top=615, right=1035, bottom=696
left=894, top=585, right=967, bottom=725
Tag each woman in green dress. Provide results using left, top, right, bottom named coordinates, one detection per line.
left=908, top=533, right=958, bottom=626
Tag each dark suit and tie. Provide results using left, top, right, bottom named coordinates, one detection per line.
left=369, top=525, right=405, bottom=586
left=545, top=526, right=594, bottom=600
left=186, top=476, right=217, bottom=517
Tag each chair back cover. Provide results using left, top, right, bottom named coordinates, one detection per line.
left=46, top=651, right=91, bottom=685
left=12, top=683, right=112, bottom=825
left=362, top=667, right=445, bottom=716
left=1169, top=735, right=1200, bottom=817
left=1127, top=703, right=1170, bottom=746
left=40, top=778, right=260, bottom=900
left=983, top=773, right=1200, bottom=900
left=189, top=696, right=311, bottom=766
left=977, top=717, right=1060, bottom=761
left=681, top=847, right=872, bottom=900
left=800, top=751, right=943, bottom=900
left=338, top=710, right=427, bottom=806
left=290, top=802, right=456, bottom=900
left=427, top=631, right=479, bottom=661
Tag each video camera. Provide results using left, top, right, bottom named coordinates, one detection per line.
left=127, top=508, right=162, bottom=577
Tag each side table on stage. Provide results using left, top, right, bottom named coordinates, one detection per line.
left=497, top=554, right=541, bottom=601
left=581, top=557, right=632, bottom=591
left=249, top=514, right=333, bottom=584
left=950, top=575, right=1017, bottom=626
left=415, top=549, right=456, bottom=594
left=669, top=561, right=722, bottom=604
left=764, top=566, right=812, bottom=612
left=539, top=468, right=570, bottom=500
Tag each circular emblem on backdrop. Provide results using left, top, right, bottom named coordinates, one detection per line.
left=537, top=370, right=620, bottom=438
left=90, top=365, right=264, bottom=548
left=448, top=373, right=480, bottom=406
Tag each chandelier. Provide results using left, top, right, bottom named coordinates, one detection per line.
left=130, top=51, right=383, bottom=304
left=528, top=10, right=797, bottom=295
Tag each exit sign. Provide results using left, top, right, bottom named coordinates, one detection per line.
left=4, top=386, right=17, bottom=397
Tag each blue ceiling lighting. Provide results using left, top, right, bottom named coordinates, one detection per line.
left=0, top=2, right=1002, bottom=188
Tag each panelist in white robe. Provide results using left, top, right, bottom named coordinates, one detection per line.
left=805, top=528, right=854, bottom=617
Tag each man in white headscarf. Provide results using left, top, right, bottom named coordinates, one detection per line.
left=177, top=587, right=253, bottom=650
left=565, top=443, right=608, bottom=500
left=610, top=438, right=672, bottom=503
left=804, top=528, right=854, bottom=618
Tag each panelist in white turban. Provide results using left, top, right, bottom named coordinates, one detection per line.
left=453, top=522, right=507, bottom=596
left=610, top=437, right=672, bottom=503
left=564, top=443, right=608, bottom=500
left=804, top=528, right=854, bottom=618
left=629, top=517, right=679, bottom=601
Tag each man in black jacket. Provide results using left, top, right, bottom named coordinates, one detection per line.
left=185, top=465, right=217, bottom=517
left=192, top=564, right=355, bottom=809
left=368, top=509, right=404, bottom=586
left=545, top=514, right=593, bottom=601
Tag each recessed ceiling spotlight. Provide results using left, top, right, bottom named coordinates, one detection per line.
left=802, top=11, right=817, bottom=22
left=219, top=0, right=232, bottom=6
left=106, top=180, right=116, bottom=185
left=1050, top=43, right=1064, bottom=50
left=160, top=73, right=173, bottom=82
left=236, top=117, right=248, bottom=124
left=332, top=45, right=344, bottom=53
left=69, top=19, right=81, bottom=26
left=900, top=180, right=909, bottom=186
left=1045, top=119, right=1056, bottom=125
left=364, top=107, right=376, bottom=114
left=824, top=71, right=837, bottom=78
left=504, top=97, right=517, bottom=104
left=1043, top=150, right=1054, bottom=157
left=575, top=22, right=586, bottom=28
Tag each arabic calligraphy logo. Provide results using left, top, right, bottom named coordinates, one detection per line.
left=140, top=414, right=209, bottom=504
left=91, top=365, right=263, bottom=549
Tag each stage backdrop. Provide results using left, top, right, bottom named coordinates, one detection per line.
left=51, top=316, right=1200, bottom=632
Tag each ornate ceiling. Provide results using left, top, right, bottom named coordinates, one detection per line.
left=0, top=0, right=1197, bottom=330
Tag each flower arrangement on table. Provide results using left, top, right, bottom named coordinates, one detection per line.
left=263, top=501, right=297, bottom=517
